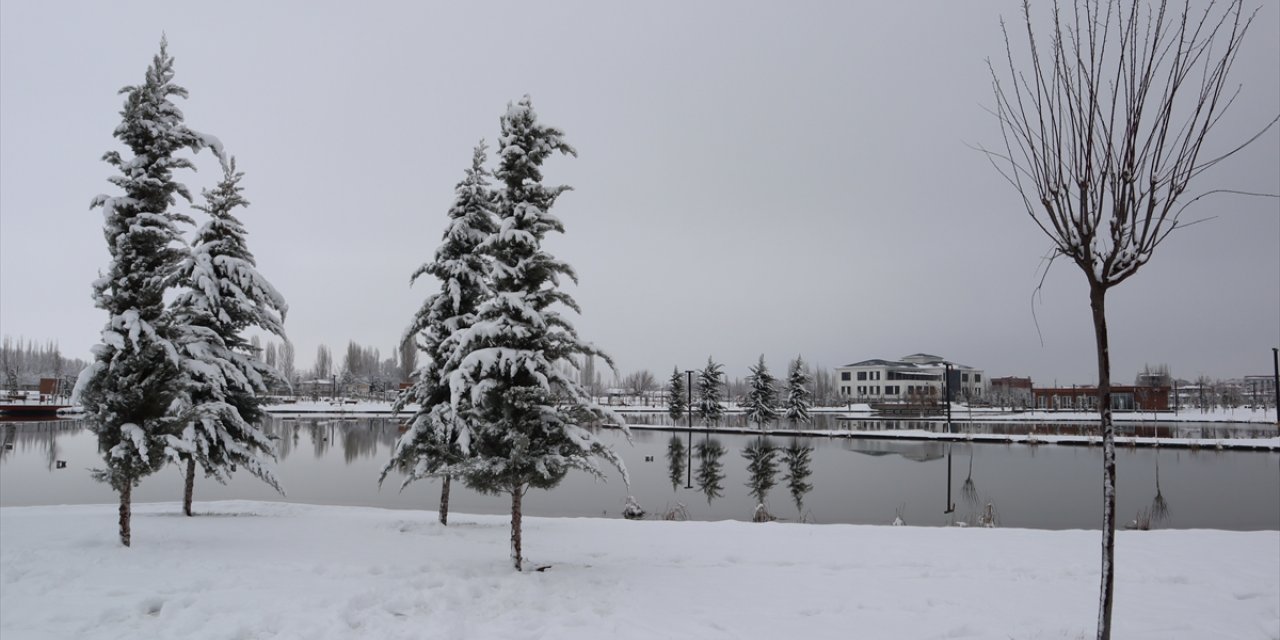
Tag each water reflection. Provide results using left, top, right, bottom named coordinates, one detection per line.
left=961, top=447, right=979, bottom=507
left=781, top=439, right=814, bottom=519
left=694, top=438, right=726, bottom=503
left=621, top=411, right=1277, bottom=440
left=1, top=419, right=1276, bottom=531
left=665, top=436, right=685, bottom=492
left=742, top=437, right=779, bottom=520
left=1150, top=457, right=1171, bottom=525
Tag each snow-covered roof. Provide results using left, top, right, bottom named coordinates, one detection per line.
left=839, top=355, right=980, bottom=371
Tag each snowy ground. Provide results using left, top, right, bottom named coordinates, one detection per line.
left=1, top=501, right=1276, bottom=640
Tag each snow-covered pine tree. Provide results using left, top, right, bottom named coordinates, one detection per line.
left=667, top=366, right=687, bottom=422
left=743, top=355, right=779, bottom=430
left=382, top=142, right=497, bottom=527
left=446, top=97, right=627, bottom=570
left=167, top=158, right=288, bottom=517
left=73, top=37, right=221, bottom=546
left=696, top=357, right=724, bottom=427
left=784, top=356, right=813, bottom=428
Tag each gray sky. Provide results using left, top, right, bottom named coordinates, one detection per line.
left=2, top=0, right=1277, bottom=385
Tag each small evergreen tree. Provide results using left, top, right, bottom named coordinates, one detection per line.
left=383, top=142, right=497, bottom=526
left=743, top=355, right=779, bottom=430
left=446, top=97, right=626, bottom=570
left=168, top=158, right=288, bottom=517
left=667, top=366, right=687, bottom=422
left=74, top=37, right=221, bottom=546
left=784, top=356, right=813, bottom=428
left=696, top=357, right=724, bottom=427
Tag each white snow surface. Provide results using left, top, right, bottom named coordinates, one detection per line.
left=1, top=501, right=1276, bottom=640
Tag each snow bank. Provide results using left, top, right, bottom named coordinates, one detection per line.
left=2, top=501, right=1276, bottom=639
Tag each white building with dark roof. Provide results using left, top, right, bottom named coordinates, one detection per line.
left=834, top=353, right=986, bottom=402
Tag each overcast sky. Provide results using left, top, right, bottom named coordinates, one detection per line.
left=1, top=1, right=1277, bottom=385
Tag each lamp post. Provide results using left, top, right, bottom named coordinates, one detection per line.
left=944, top=363, right=953, bottom=434
left=1272, top=347, right=1278, bottom=426
left=685, top=369, right=695, bottom=489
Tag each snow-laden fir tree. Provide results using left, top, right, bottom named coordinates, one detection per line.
left=784, top=356, right=812, bottom=428
left=696, top=357, right=724, bottom=427
left=167, top=158, right=288, bottom=517
left=446, top=97, right=627, bottom=570
left=743, top=355, right=779, bottom=430
left=667, top=366, right=687, bottom=422
left=73, top=38, right=222, bottom=546
left=382, top=142, right=497, bottom=526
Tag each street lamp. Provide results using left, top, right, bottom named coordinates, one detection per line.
left=943, top=362, right=953, bottom=434
left=685, top=369, right=695, bottom=489
left=1272, top=347, right=1278, bottom=426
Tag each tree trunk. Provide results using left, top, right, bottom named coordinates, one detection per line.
left=183, top=458, right=196, bottom=517
left=439, top=475, right=451, bottom=526
left=1090, top=283, right=1116, bottom=640
left=118, top=482, right=132, bottom=547
left=510, top=484, right=524, bottom=572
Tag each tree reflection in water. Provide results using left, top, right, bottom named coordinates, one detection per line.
left=694, top=438, right=725, bottom=504
left=666, top=436, right=685, bottom=492
left=782, top=439, right=814, bottom=519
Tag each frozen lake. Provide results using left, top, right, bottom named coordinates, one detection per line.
left=2, top=417, right=1277, bottom=530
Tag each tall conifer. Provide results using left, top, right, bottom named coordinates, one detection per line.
left=383, top=142, right=497, bottom=526
left=74, top=38, right=221, bottom=546
left=447, top=97, right=626, bottom=570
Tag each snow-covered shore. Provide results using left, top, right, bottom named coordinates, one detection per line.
left=1, top=501, right=1276, bottom=639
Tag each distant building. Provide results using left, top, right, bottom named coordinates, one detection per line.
left=1236, top=375, right=1276, bottom=408
left=1032, top=385, right=1169, bottom=411
left=835, top=353, right=986, bottom=402
left=989, top=376, right=1033, bottom=408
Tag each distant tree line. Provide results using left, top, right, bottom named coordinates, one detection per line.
left=0, top=336, right=88, bottom=391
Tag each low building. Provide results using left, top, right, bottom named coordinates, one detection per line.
left=1032, top=385, right=1169, bottom=411
left=989, top=376, right=1033, bottom=408
left=835, top=353, right=986, bottom=402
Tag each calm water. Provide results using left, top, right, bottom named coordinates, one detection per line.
left=1, top=418, right=1277, bottom=530
left=622, top=410, right=1280, bottom=440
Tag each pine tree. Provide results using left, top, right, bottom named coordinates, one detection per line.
left=446, top=97, right=626, bottom=570
left=696, top=357, right=724, bottom=427
left=383, top=142, right=497, bottom=527
left=167, top=158, right=288, bottom=517
left=73, top=38, right=221, bottom=546
left=667, top=366, right=687, bottom=422
left=743, top=355, right=779, bottom=430
left=784, top=356, right=813, bottom=428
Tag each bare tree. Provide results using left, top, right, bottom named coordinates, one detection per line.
left=623, top=369, right=658, bottom=404
left=984, top=1, right=1274, bottom=637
